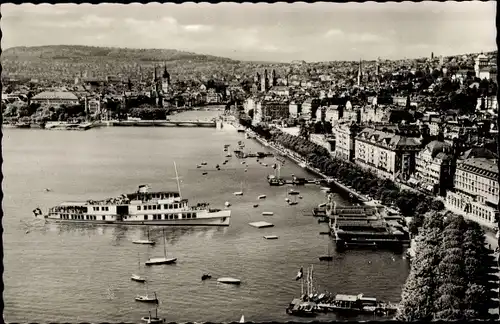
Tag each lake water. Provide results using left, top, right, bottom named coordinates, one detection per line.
left=2, top=111, right=410, bottom=322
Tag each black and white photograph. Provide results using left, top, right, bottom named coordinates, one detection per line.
left=1, top=1, right=499, bottom=322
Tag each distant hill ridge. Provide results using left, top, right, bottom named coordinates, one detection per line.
left=2, top=45, right=237, bottom=63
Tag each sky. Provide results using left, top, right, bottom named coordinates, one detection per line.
left=1, top=2, right=497, bottom=62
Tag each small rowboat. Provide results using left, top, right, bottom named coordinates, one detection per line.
left=262, top=211, right=274, bottom=216
left=217, top=277, right=241, bottom=285
left=264, top=235, right=279, bottom=240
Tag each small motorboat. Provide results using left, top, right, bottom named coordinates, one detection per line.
left=264, top=235, right=279, bottom=240
left=261, top=163, right=268, bottom=167
left=226, top=153, right=232, bottom=157
left=288, top=201, right=298, bottom=206
left=289, top=189, right=300, bottom=195
left=258, top=195, right=266, bottom=199
left=233, top=191, right=243, bottom=196
left=131, top=274, right=147, bottom=283
left=215, top=164, right=220, bottom=168
left=202, top=172, right=208, bottom=175
left=197, top=165, right=202, bottom=168
left=141, top=309, right=164, bottom=323
left=241, top=161, right=246, bottom=165
left=217, top=277, right=241, bottom=285
left=285, top=198, right=290, bottom=203
left=201, top=162, right=207, bottom=165
left=262, top=211, right=274, bottom=216
left=135, top=292, right=158, bottom=303
left=319, top=255, right=333, bottom=261
left=44, top=188, right=51, bottom=192
left=298, top=196, right=303, bottom=199
left=253, top=204, right=259, bottom=208
left=133, top=239, right=155, bottom=245
left=225, top=201, right=231, bottom=207
left=202, top=273, right=212, bottom=281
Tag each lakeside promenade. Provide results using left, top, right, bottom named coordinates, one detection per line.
left=245, top=125, right=500, bottom=254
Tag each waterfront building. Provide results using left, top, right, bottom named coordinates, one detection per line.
left=354, top=127, right=421, bottom=181
left=85, top=97, right=101, bottom=115
left=31, top=91, right=79, bottom=106
left=333, top=122, right=360, bottom=162
left=301, top=98, right=320, bottom=120
left=410, top=140, right=454, bottom=196
left=288, top=101, right=302, bottom=119
left=253, top=99, right=289, bottom=124
left=445, top=157, right=499, bottom=229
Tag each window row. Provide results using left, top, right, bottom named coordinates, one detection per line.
left=143, top=213, right=197, bottom=220
left=137, top=203, right=183, bottom=211
left=93, top=206, right=110, bottom=211
left=60, top=214, right=102, bottom=220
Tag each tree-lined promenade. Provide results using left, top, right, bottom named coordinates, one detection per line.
left=245, top=121, right=445, bottom=230
left=243, top=120, right=498, bottom=321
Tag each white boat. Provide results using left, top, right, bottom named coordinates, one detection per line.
left=261, top=163, right=268, bottom=167
left=257, top=195, right=267, bottom=199
left=233, top=182, right=244, bottom=196
left=41, top=162, right=231, bottom=227
left=262, top=212, right=274, bottom=216
left=225, top=201, right=231, bottom=207
left=133, top=227, right=155, bottom=245
left=141, top=309, right=164, bottom=323
left=217, top=277, right=241, bottom=285
left=146, top=229, right=177, bottom=265
left=135, top=286, right=158, bottom=303
left=239, top=315, right=245, bottom=323
left=225, top=153, right=232, bottom=158
left=131, top=253, right=147, bottom=283
left=264, top=235, right=279, bottom=240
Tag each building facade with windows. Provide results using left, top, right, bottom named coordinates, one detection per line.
left=333, top=122, right=360, bottom=162
left=445, top=157, right=498, bottom=229
left=354, top=128, right=421, bottom=181
left=410, top=140, right=453, bottom=196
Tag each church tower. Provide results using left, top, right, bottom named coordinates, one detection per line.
left=357, top=60, right=362, bottom=87
left=261, top=69, right=269, bottom=92
left=162, top=63, right=170, bottom=93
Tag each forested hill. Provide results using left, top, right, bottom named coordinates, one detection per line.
left=1, top=45, right=236, bottom=63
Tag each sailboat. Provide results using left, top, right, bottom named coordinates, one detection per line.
left=319, top=238, right=333, bottom=261
left=133, top=227, right=156, bottom=245
left=239, top=315, right=245, bottom=323
left=145, top=229, right=177, bottom=265
left=135, top=283, right=158, bottom=303
left=131, top=253, right=147, bottom=283
left=233, top=182, right=243, bottom=196
left=141, top=308, right=165, bottom=323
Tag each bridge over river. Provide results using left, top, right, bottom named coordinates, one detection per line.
left=101, top=120, right=217, bottom=127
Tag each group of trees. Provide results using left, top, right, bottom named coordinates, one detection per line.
left=396, top=212, right=498, bottom=321
left=128, top=106, right=169, bottom=120
left=250, top=124, right=445, bottom=226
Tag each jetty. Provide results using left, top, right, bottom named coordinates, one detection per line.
left=327, top=197, right=410, bottom=251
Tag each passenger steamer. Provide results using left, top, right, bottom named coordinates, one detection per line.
left=39, top=163, right=231, bottom=227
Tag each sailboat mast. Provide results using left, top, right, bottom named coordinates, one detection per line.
left=163, top=229, right=167, bottom=258
left=174, top=161, right=182, bottom=199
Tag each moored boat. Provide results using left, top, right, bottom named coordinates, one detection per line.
left=217, top=277, right=241, bottom=285
left=145, top=229, right=177, bottom=265
left=141, top=309, right=165, bottom=323
left=40, top=163, right=231, bottom=227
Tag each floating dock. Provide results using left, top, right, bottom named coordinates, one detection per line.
left=329, top=204, right=410, bottom=251
left=249, top=221, right=274, bottom=228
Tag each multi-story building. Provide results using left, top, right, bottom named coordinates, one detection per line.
left=268, top=86, right=290, bottom=97
left=410, top=140, right=454, bottom=196
left=360, top=105, right=388, bottom=124
left=31, top=91, right=80, bottom=106
left=354, top=128, right=421, bottom=181
left=301, top=98, right=320, bottom=120
left=333, top=122, right=360, bottom=162
left=324, top=105, right=342, bottom=124
left=288, top=101, right=302, bottom=118
left=445, top=157, right=498, bottom=229
left=253, top=100, right=289, bottom=123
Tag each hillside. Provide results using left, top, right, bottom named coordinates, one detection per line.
left=1, top=45, right=236, bottom=63
left=1, top=45, right=243, bottom=82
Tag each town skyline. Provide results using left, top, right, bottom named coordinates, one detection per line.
left=1, top=2, right=497, bottom=63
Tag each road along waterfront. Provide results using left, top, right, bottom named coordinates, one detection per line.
left=3, top=111, right=409, bottom=322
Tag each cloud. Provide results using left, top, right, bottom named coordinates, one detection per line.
left=183, top=24, right=214, bottom=33
left=324, top=29, right=343, bottom=38
left=349, top=32, right=389, bottom=43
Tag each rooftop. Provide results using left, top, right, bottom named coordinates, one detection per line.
left=32, top=91, right=79, bottom=101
